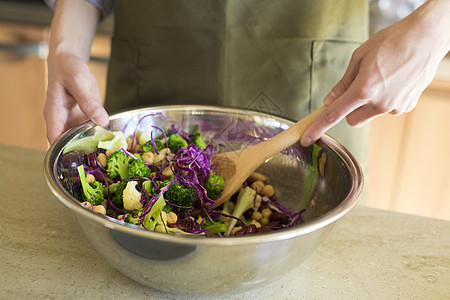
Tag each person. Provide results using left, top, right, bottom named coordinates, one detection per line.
left=44, top=0, right=450, bottom=203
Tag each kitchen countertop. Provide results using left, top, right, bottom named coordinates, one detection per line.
left=1, top=143, right=449, bottom=299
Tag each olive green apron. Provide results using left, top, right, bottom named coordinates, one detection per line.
left=105, top=0, right=370, bottom=203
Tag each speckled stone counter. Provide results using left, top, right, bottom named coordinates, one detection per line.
left=1, top=144, right=449, bottom=299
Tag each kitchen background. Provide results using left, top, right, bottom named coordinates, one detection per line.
left=1, top=0, right=449, bottom=221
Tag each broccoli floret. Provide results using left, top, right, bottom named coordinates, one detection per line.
left=77, top=165, right=105, bottom=206
left=125, top=194, right=190, bottom=234
left=191, top=131, right=207, bottom=150
left=122, top=181, right=143, bottom=211
left=225, top=186, right=261, bottom=236
left=158, top=180, right=199, bottom=208
left=110, top=180, right=129, bottom=207
left=128, top=158, right=152, bottom=178
left=141, top=194, right=167, bottom=230
left=168, top=133, right=188, bottom=152
left=125, top=212, right=141, bottom=225
left=201, top=219, right=227, bottom=235
left=141, top=138, right=165, bottom=153
left=107, top=149, right=132, bottom=180
left=205, top=172, right=224, bottom=200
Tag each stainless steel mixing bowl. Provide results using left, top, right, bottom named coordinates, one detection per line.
left=44, top=105, right=363, bottom=296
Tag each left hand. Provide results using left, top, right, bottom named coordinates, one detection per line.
left=301, top=0, right=450, bottom=147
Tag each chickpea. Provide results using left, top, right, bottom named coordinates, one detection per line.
left=93, top=205, right=106, bottom=215
left=86, top=173, right=95, bottom=185
left=261, top=207, right=272, bottom=218
left=259, top=216, right=269, bottom=226
left=162, top=165, right=173, bottom=177
left=105, top=149, right=114, bottom=157
left=261, top=184, right=275, bottom=197
left=97, top=153, right=107, bottom=168
left=251, top=180, right=264, bottom=193
left=251, top=220, right=262, bottom=228
left=126, top=138, right=133, bottom=150
left=154, top=148, right=171, bottom=164
left=141, top=152, right=154, bottom=164
left=231, top=226, right=242, bottom=235
left=81, top=202, right=92, bottom=209
left=250, top=172, right=267, bottom=182
left=167, top=212, right=178, bottom=224
left=251, top=211, right=263, bottom=221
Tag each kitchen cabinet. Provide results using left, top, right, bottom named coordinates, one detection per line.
left=368, top=79, right=450, bottom=221
left=0, top=21, right=110, bottom=151
left=0, top=21, right=48, bottom=150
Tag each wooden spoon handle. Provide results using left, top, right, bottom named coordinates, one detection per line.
left=211, top=106, right=325, bottom=209
left=243, top=106, right=326, bottom=164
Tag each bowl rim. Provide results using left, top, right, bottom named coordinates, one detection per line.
left=43, top=104, right=363, bottom=246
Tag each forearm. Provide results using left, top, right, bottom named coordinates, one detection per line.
left=48, top=0, right=101, bottom=63
left=45, top=0, right=109, bottom=143
left=406, top=0, right=450, bottom=60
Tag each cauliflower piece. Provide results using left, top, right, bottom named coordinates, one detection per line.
left=123, top=181, right=143, bottom=211
left=98, top=131, right=128, bottom=152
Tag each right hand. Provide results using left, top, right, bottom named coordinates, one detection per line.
left=44, top=51, right=109, bottom=144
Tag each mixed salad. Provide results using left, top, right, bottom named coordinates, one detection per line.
left=58, top=115, right=308, bottom=237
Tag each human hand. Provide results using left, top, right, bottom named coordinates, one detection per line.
left=300, top=0, right=450, bottom=147
left=44, top=51, right=109, bottom=144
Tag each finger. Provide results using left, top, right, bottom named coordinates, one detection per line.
left=300, top=97, right=364, bottom=147
left=64, top=69, right=109, bottom=127
left=389, top=109, right=402, bottom=116
left=301, top=71, right=371, bottom=147
left=388, top=93, right=420, bottom=116
left=346, top=104, right=387, bottom=127
left=45, top=111, right=66, bottom=144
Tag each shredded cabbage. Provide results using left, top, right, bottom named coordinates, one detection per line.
left=59, top=115, right=308, bottom=237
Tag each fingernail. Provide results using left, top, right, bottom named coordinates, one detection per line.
left=93, top=113, right=109, bottom=127
left=301, top=136, right=312, bottom=147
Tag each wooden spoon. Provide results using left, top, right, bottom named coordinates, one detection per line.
left=210, top=106, right=326, bottom=208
